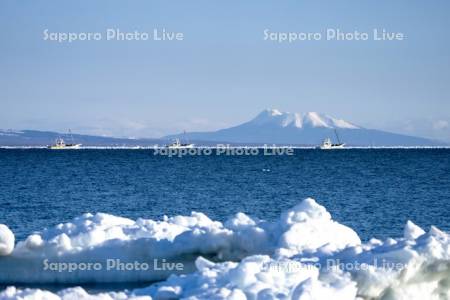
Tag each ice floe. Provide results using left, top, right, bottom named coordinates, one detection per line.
left=0, top=198, right=449, bottom=299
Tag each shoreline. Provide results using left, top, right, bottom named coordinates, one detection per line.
left=1, top=146, right=450, bottom=150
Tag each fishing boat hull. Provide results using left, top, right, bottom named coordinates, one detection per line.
left=166, top=144, right=195, bottom=149
left=318, top=143, right=345, bottom=150
left=165, top=137, right=195, bottom=149
left=48, top=144, right=82, bottom=150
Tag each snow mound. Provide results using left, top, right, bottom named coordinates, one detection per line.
left=276, top=198, right=361, bottom=257
left=1, top=200, right=450, bottom=300
left=0, top=225, right=14, bottom=256
left=0, top=198, right=358, bottom=284
left=133, top=255, right=357, bottom=300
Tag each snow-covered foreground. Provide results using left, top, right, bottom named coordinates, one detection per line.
left=0, top=198, right=449, bottom=299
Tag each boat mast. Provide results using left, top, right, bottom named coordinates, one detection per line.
left=69, top=129, right=75, bottom=144
left=183, top=130, right=190, bottom=144
left=334, top=129, right=341, bottom=144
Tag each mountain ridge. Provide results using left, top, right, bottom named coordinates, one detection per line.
left=165, top=109, right=446, bottom=146
left=1, top=110, right=447, bottom=146
left=0, top=129, right=162, bottom=147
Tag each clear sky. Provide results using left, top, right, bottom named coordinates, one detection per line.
left=1, top=0, right=449, bottom=141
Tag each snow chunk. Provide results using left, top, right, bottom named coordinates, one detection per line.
left=277, top=198, right=361, bottom=257
left=0, top=224, right=14, bottom=256
left=0, top=198, right=360, bottom=284
left=404, top=220, right=425, bottom=240
left=132, top=255, right=357, bottom=300
left=1, top=200, right=450, bottom=300
left=24, top=234, right=44, bottom=250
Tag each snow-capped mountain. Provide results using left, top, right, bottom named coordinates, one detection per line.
left=249, top=109, right=360, bottom=129
left=165, top=109, right=445, bottom=146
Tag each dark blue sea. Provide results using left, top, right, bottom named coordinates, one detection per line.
left=1, top=149, right=449, bottom=242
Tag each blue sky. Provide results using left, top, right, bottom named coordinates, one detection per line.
left=1, top=0, right=449, bottom=141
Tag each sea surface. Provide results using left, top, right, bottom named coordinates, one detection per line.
left=1, top=148, right=449, bottom=242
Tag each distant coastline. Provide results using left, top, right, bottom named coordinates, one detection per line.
left=1, top=145, right=450, bottom=150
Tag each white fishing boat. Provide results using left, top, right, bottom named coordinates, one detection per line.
left=165, top=138, right=194, bottom=149
left=318, top=129, right=345, bottom=149
left=165, top=131, right=194, bottom=149
left=48, top=130, right=82, bottom=150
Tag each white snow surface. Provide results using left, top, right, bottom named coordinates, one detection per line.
left=1, top=198, right=450, bottom=300
left=0, top=225, right=14, bottom=256
left=250, top=109, right=360, bottom=129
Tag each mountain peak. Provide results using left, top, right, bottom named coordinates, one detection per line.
left=251, top=109, right=360, bottom=129
left=266, top=108, right=283, bottom=116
